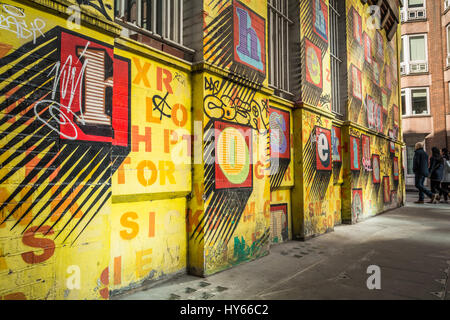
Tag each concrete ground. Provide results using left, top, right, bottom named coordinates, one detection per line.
left=116, top=192, right=450, bottom=300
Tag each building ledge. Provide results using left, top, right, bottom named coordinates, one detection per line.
left=402, top=116, right=433, bottom=136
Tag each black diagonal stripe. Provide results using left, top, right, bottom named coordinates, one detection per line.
left=0, top=88, right=53, bottom=136
left=69, top=190, right=111, bottom=245
left=0, top=144, right=61, bottom=224
left=36, top=148, right=109, bottom=233
left=0, top=28, right=60, bottom=66
left=207, top=197, right=237, bottom=245
left=219, top=194, right=248, bottom=244
left=191, top=191, right=224, bottom=241
left=210, top=190, right=246, bottom=245
left=0, top=40, right=57, bottom=85
left=0, top=131, right=53, bottom=184
left=20, top=146, right=95, bottom=232
left=62, top=182, right=111, bottom=243
left=0, top=72, right=54, bottom=113
left=54, top=164, right=111, bottom=239
left=0, top=117, right=54, bottom=156
left=10, top=147, right=77, bottom=230
left=0, top=117, right=51, bottom=158
left=0, top=85, right=53, bottom=127
left=204, top=191, right=230, bottom=242
left=0, top=49, right=58, bottom=97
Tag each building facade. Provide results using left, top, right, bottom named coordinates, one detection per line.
left=0, top=0, right=403, bottom=300
left=401, top=0, right=450, bottom=188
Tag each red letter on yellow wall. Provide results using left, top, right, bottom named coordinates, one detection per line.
left=21, top=226, right=55, bottom=264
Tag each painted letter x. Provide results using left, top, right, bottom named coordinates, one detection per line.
left=133, top=57, right=151, bottom=88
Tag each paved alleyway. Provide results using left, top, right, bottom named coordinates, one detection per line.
left=116, top=193, right=450, bottom=300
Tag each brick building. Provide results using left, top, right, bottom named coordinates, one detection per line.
left=400, top=0, right=450, bottom=188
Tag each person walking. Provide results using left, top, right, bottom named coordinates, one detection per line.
left=428, top=147, right=444, bottom=203
left=441, top=148, right=450, bottom=203
left=413, top=142, right=436, bottom=204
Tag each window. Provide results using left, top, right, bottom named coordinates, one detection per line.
left=401, top=0, right=426, bottom=22
left=447, top=25, right=450, bottom=67
left=329, top=0, right=342, bottom=115
left=402, top=87, right=430, bottom=116
left=406, top=146, right=415, bottom=175
left=401, top=90, right=406, bottom=115
left=400, top=34, right=428, bottom=75
left=268, top=0, right=292, bottom=95
left=115, top=0, right=183, bottom=45
left=446, top=0, right=450, bottom=12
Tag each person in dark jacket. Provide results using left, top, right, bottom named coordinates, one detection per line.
left=429, top=147, right=445, bottom=203
left=440, top=148, right=450, bottom=203
left=413, top=142, right=436, bottom=204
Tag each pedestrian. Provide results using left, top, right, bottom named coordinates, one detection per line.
left=413, top=142, right=436, bottom=204
left=428, top=147, right=444, bottom=203
left=440, top=148, right=450, bottom=203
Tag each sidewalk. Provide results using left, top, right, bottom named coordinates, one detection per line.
left=115, top=193, right=450, bottom=300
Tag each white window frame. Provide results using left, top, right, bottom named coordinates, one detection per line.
left=401, top=87, right=430, bottom=116
left=329, top=0, right=342, bottom=115
left=400, top=33, right=428, bottom=75
left=268, top=0, right=293, bottom=95
left=445, top=0, right=450, bottom=12
left=115, top=0, right=183, bottom=45
left=401, top=0, right=427, bottom=22
left=401, top=89, right=406, bottom=115
left=447, top=24, right=450, bottom=67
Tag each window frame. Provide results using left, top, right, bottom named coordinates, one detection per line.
left=401, top=87, right=431, bottom=117
left=400, top=33, right=428, bottom=75
left=329, top=0, right=343, bottom=116
left=401, top=0, right=426, bottom=22
left=115, top=0, right=184, bottom=47
left=447, top=24, right=450, bottom=67
left=267, top=0, right=293, bottom=97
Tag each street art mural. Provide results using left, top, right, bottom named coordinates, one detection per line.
left=300, top=0, right=331, bottom=110
left=331, top=126, right=342, bottom=163
left=352, top=188, right=363, bottom=220
left=315, top=126, right=332, bottom=172
left=342, top=0, right=404, bottom=223
left=0, top=0, right=403, bottom=299
left=347, top=0, right=400, bottom=136
left=372, top=154, right=381, bottom=184
left=188, top=71, right=271, bottom=275
left=350, top=135, right=361, bottom=172
left=361, top=134, right=371, bottom=171
left=269, top=106, right=292, bottom=191
left=300, top=110, right=337, bottom=237
left=0, top=0, right=191, bottom=299
left=204, top=0, right=267, bottom=84
left=343, top=127, right=403, bottom=223
left=270, top=203, right=288, bottom=244
left=109, top=44, right=191, bottom=294
left=0, top=24, right=131, bottom=244
left=0, top=2, right=120, bottom=299
left=77, top=0, right=113, bottom=20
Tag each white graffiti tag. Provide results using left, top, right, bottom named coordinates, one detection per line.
left=34, top=43, right=92, bottom=139
left=0, top=4, right=46, bottom=44
left=34, top=100, right=84, bottom=140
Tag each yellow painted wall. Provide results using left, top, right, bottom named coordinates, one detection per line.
left=341, top=0, right=404, bottom=223
left=0, top=0, right=116, bottom=299
left=108, top=42, right=191, bottom=295
left=268, top=99, right=294, bottom=244
left=0, top=0, right=191, bottom=299
left=0, top=0, right=403, bottom=299
left=189, top=72, right=272, bottom=275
